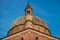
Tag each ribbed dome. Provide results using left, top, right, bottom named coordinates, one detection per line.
left=8, top=3, right=51, bottom=36
left=8, top=16, right=50, bottom=36
left=10, top=16, right=47, bottom=29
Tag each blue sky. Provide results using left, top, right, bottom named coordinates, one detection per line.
left=0, top=0, right=60, bottom=38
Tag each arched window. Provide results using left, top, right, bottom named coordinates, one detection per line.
left=22, top=37, right=23, bottom=40
left=27, top=10, right=30, bottom=14
left=36, top=37, right=38, bottom=40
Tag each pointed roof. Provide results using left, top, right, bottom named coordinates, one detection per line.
left=25, top=2, right=32, bottom=10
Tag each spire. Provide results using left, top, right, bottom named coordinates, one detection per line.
left=25, top=2, right=32, bottom=10
left=25, top=2, right=32, bottom=16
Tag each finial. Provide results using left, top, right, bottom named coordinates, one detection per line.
left=25, top=2, right=32, bottom=10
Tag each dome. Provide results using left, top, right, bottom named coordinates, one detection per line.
left=8, top=3, right=50, bottom=36
left=8, top=16, right=50, bottom=36
left=10, top=16, right=47, bottom=29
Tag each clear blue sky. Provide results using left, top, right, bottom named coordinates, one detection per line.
left=0, top=0, right=60, bottom=38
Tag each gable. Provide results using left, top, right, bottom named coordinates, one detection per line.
left=2, top=29, right=58, bottom=40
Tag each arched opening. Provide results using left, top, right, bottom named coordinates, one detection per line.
left=22, top=37, right=23, bottom=40
left=27, top=10, right=30, bottom=14
left=36, top=37, right=38, bottom=40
